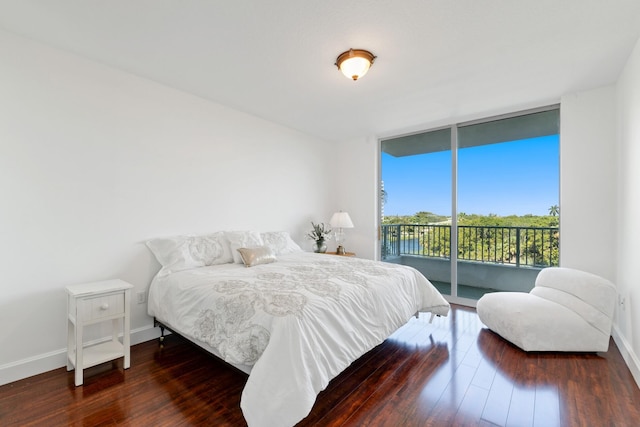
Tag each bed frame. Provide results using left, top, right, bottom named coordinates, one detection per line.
left=152, top=317, right=252, bottom=374
left=153, top=317, right=173, bottom=344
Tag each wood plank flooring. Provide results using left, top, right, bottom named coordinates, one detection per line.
left=1, top=304, right=639, bottom=426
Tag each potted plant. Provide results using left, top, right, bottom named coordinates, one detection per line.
left=308, top=222, right=331, bottom=253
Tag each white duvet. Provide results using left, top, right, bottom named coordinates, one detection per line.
left=148, top=252, right=449, bottom=427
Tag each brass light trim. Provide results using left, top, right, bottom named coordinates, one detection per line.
left=335, top=49, right=376, bottom=81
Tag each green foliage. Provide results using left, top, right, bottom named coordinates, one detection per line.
left=383, top=211, right=449, bottom=225
left=384, top=211, right=559, bottom=227
left=382, top=211, right=560, bottom=267
left=457, top=212, right=559, bottom=228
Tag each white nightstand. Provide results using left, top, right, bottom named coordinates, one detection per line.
left=66, top=279, right=133, bottom=386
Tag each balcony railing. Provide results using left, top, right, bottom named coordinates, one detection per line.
left=381, top=224, right=559, bottom=267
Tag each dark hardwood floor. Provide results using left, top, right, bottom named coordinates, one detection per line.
left=1, top=304, right=639, bottom=426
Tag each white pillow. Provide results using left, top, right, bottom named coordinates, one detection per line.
left=146, top=235, right=193, bottom=273
left=261, top=231, right=303, bottom=255
left=225, top=231, right=265, bottom=263
left=189, top=232, right=234, bottom=265
left=146, top=232, right=233, bottom=272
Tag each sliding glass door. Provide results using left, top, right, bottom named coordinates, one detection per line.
left=381, top=127, right=452, bottom=297
left=456, top=109, right=560, bottom=298
left=380, top=107, right=559, bottom=303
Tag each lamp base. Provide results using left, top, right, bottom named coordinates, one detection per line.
left=336, top=245, right=346, bottom=255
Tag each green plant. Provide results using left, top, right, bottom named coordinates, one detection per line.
left=307, top=222, right=332, bottom=242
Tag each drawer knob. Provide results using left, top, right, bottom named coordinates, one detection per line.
left=100, top=303, right=109, bottom=310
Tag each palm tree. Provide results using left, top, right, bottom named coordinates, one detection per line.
left=548, top=205, right=559, bottom=217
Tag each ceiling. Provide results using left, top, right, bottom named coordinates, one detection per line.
left=1, top=1, right=640, bottom=142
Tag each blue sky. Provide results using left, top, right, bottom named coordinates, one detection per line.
left=381, top=135, right=559, bottom=217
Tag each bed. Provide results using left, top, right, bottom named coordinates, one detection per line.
left=146, top=231, right=450, bottom=427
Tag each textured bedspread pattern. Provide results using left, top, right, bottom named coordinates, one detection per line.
left=148, top=252, right=449, bottom=427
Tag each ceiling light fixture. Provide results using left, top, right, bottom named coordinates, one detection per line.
left=335, top=49, right=376, bottom=81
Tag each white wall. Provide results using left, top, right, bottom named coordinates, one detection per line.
left=0, top=30, right=334, bottom=384
left=559, top=87, right=618, bottom=281
left=615, top=37, right=640, bottom=386
left=332, top=136, right=380, bottom=260
left=559, top=83, right=640, bottom=385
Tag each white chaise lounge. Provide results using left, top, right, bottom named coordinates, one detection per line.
left=476, top=267, right=616, bottom=352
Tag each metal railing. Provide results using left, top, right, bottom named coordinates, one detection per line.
left=381, top=224, right=559, bottom=267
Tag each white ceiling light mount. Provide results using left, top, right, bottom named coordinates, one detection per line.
left=335, top=49, right=376, bottom=81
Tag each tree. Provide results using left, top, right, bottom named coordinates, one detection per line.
left=548, top=205, right=559, bottom=217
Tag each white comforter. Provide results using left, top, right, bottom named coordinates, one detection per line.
left=148, top=252, right=449, bottom=427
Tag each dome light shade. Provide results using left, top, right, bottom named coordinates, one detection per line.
left=335, top=49, right=376, bottom=81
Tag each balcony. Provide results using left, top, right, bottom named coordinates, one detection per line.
left=381, top=224, right=559, bottom=299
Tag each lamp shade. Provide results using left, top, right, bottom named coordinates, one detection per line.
left=335, top=49, right=376, bottom=81
left=330, top=211, right=354, bottom=229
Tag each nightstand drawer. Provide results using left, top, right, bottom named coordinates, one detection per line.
left=78, top=293, right=125, bottom=322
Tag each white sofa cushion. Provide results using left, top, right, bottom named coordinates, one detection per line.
left=477, top=291, right=610, bottom=352
left=476, top=267, right=616, bottom=352
left=533, top=267, right=616, bottom=319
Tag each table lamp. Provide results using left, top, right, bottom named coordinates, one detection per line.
left=329, top=211, right=354, bottom=255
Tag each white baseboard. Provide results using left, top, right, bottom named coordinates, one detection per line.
left=0, top=324, right=160, bottom=387
left=612, top=324, right=640, bottom=390
left=130, top=323, right=162, bottom=346
left=4, top=324, right=638, bottom=391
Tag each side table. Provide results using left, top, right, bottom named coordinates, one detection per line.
left=324, top=251, right=356, bottom=257
left=66, top=279, right=133, bottom=386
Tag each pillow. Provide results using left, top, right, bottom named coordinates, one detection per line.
left=146, top=232, right=233, bottom=273
left=188, top=232, right=234, bottom=266
left=146, top=235, right=194, bottom=273
left=225, top=231, right=265, bottom=263
left=261, top=231, right=303, bottom=255
left=237, top=246, right=277, bottom=267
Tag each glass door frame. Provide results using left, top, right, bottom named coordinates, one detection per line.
left=378, top=104, right=560, bottom=307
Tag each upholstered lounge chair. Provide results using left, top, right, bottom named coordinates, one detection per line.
left=476, top=267, right=616, bottom=352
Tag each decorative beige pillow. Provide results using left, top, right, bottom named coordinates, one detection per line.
left=237, top=246, right=277, bottom=267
